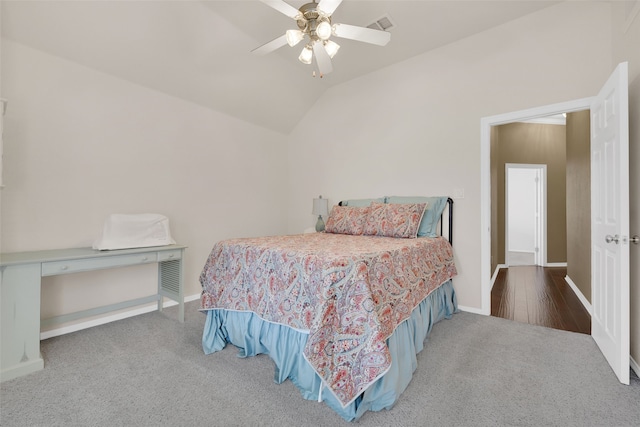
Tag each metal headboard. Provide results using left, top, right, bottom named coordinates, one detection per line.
left=441, top=197, right=453, bottom=246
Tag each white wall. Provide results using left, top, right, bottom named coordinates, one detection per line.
left=2, top=0, right=636, bottom=361
left=287, top=1, right=613, bottom=311
left=1, top=39, right=289, bottom=325
left=611, top=0, right=640, bottom=373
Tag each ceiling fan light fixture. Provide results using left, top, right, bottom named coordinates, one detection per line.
left=299, top=45, right=313, bottom=64
left=324, top=40, right=340, bottom=58
left=316, top=20, right=332, bottom=40
left=286, top=29, right=305, bottom=47
left=255, top=0, right=393, bottom=75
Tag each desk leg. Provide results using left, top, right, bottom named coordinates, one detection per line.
left=177, top=257, right=184, bottom=322
left=1, top=264, right=44, bottom=382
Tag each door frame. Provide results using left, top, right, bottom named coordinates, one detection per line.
left=480, top=97, right=592, bottom=315
left=505, top=163, right=547, bottom=267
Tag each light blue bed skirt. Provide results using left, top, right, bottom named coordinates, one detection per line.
left=202, top=279, right=457, bottom=422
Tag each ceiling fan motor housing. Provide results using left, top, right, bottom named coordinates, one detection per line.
left=254, top=0, right=391, bottom=75
left=297, top=2, right=332, bottom=41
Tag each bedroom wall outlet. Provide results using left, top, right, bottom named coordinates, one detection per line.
left=453, top=188, right=465, bottom=199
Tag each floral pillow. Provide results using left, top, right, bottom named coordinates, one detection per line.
left=324, top=205, right=370, bottom=235
left=363, top=202, right=427, bottom=238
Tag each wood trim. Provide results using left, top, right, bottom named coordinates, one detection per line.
left=564, top=275, right=592, bottom=315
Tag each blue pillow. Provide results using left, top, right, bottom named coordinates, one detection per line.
left=342, top=197, right=385, bottom=207
left=385, top=196, right=448, bottom=237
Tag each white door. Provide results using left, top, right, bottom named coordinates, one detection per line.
left=590, top=62, right=630, bottom=385
left=506, top=164, right=546, bottom=266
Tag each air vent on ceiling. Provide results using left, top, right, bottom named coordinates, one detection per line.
left=367, top=14, right=395, bottom=32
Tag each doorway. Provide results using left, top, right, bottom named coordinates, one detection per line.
left=506, top=164, right=546, bottom=267
left=480, top=97, right=591, bottom=314
left=482, top=63, right=630, bottom=385
left=495, top=126, right=580, bottom=336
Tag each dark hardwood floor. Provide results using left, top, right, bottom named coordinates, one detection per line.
left=491, top=266, right=591, bottom=335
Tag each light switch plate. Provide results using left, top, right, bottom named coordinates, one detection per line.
left=453, top=188, right=465, bottom=199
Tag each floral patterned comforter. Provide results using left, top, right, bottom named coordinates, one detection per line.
left=199, top=232, right=457, bottom=406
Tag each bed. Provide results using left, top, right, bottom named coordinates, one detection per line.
left=199, top=197, right=457, bottom=421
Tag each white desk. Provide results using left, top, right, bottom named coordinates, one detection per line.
left=0, top=244, right=186, bottom=382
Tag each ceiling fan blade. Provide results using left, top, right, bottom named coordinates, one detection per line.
left=251, top=34, right=288, bottom=55
left=312, top=41, right=333, bottom=76
left=260, top=0, right=301, bottom=19
left=317, top=0, right=343, bottom=16
left=332, top=23, right=391, bottom=46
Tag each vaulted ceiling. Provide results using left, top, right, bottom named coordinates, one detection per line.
left=1, top=1, right=558, bottom=133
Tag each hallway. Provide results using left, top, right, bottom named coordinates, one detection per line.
left=491, top=266, right=591, bottom=334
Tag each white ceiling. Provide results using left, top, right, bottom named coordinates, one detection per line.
left=1, top=0, right=559, bottom=133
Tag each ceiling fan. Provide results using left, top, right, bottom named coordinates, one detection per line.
left=252, top=0, right=391, bottom=76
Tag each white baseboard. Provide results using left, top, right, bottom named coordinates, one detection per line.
left=457, top=305, right=487, bottom=315
left=41, top=293, right=201, bottom=340
left=40, top=289, right=638, bottom=380
left=562, top=276, right=640, bottom=378
left=545, top=262, right=568, bottom=267
left=631, top=356, right=640, bottom=378
left=564, top=275, right=592, bottom=315
left=490, top=264, right=507, bottom=292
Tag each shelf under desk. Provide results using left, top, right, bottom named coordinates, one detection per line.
left=0, top=244, right=186, bottom=382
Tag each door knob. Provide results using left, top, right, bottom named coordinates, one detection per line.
left=631, top=235, right=639, bottom=245
left=605, top=234, right=620, bottom=244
